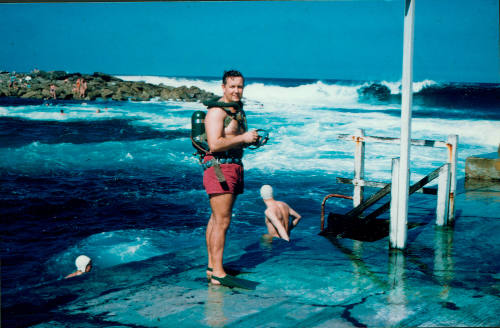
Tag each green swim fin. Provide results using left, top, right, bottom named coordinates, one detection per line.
left=211, top=274, right=258, bottom=290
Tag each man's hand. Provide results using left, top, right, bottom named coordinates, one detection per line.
left=242, top=129, right=259, bottom=144
left=290, top=208, right=301, bottom=229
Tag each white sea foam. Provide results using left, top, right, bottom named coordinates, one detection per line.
left=117, top=75, right=364, bottom=107
left=2, top=96, right=494, bottom=182
left=244, top=81, right=361, bottom=107
left=1, top=76, right=496, bottom=181
left=413, top=79, right=438, bottom=92
left=116, top=75, right=221, bottom=95
left=117, top=75, right=440, bottom=107
left=381, top=79, right=438, bottom=94
left=412, top=117, right=500, bottom=147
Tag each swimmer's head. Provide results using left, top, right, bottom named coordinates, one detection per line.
left=75, top=255, right=92, bottom=272
left=260, top=185, right=274, bottom=200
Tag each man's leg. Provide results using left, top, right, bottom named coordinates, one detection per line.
left=206, top=214, right=214, bottom=278
left=208, top=193, right=235, bottom=283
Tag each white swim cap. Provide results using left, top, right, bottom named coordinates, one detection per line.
left=75, top=255, right=91, bottom=272
left=260, top=185, right=274, bottom=200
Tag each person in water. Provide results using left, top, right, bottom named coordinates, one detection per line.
left=260, top=185, right=302, bottom=242
left=65, top=255, right=92, bottom=279
left=204, top=70, right=259, bottom=286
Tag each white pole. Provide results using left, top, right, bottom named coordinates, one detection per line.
left=447, top=134, right=458, bottom=223
left=395, top=0, right=415, bottom=250
left=390, top=158, right=401, bottom=248
left=436, top=163, right=451, bottom=226
left=353, top=128, right=366, bottom=207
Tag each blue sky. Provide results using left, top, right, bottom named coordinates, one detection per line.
left=0, top=0, right=498, bottom=83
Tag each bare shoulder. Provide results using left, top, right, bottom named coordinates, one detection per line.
left=206, top=107, right=226, bottom=118
left=264, top=207, right=274, bottom=215
left=205, top=108, right=229, bottom=131
left=276, top=201, right=290, bottom=210
left=265, top=206, right=281, bottom=219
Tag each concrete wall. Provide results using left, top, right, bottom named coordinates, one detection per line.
left=465, top=145, right=500, bottom=180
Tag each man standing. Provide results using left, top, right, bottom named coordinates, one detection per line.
left=260, top=185, right=302, bottom=242
left=203, top=70, right=258, bottom=286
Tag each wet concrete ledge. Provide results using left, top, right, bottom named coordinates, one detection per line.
left=3, top=180, right=499, bottom=327
left=465, top=145, right=500, bottom=181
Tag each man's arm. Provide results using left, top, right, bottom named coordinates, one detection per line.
left=205, top=107, right=257, bottom=152
left=65, top=271, right=79, bottom=279
left=265, top=208, right=290, bottom=241
left=289, top=207, right=302, bottom=229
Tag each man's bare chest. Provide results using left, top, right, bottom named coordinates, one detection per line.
left=224, top=118, right=244, bottom=135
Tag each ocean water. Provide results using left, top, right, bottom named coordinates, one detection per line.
left=1, top=76, right=499, bottom=325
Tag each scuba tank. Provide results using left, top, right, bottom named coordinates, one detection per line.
left=191, top=111, right=210, bottom=158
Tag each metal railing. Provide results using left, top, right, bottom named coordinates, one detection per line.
left=321, top=129, right=458, bottom=249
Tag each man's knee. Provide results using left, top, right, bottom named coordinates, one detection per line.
left=209, top=193, right=234, bottom=229
left=213, top=214, right=231, bottom=230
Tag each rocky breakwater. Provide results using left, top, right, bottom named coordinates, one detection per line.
left=0, top=70, right=216, bottom=102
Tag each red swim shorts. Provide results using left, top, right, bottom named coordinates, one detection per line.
left=203, top=158, right=244, bottom=195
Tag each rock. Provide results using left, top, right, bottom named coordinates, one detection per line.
left=100, top=88, right=114, bottom=99
left=92, top=72, right=120, bottom=82
left=20, top=90, right=41, bottom=99
left=41, top=89, right=51, bottom=98
left=32, top=70, right=51, bottom=79
left=111, top=93, right=127, bottom=101
left=50, top=71, right=70, bottom=80
left=159, top=89, right=171, bottom=100
left=0, top=70, right=216, bottom=103
left=358, top=83, right=391, bottom=101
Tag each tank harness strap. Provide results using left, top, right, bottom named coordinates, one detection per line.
left=213, top=161, right=226, bottom=184
left=203, top=98, right=247, bottom=132
left=191, top=135, right=208, bottom=155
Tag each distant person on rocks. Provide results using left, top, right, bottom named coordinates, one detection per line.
left=65, top=255, right=92, bottom=279
left=49, top=84, right=57, bottom=99
left=73, top=78, right=81, bottom=97
left=24, top=76, right=32, bottom=88
left=8, top=74, right=17, bottom=89
left=260, top=185, right=301, bottom=242
left=79, top=79, right=87, bottom=98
